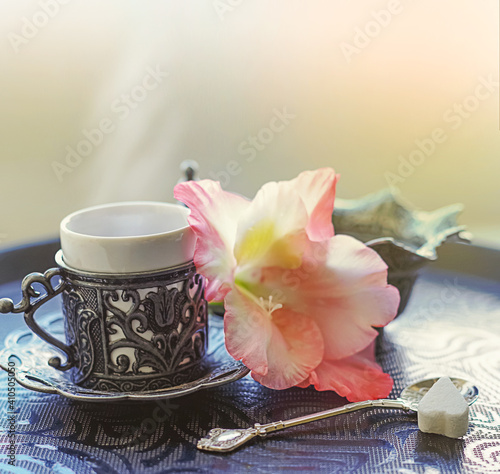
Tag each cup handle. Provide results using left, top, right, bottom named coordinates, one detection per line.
left=0, top=268, right=75, bottom=371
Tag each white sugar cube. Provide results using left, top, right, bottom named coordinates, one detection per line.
left=417, top=376, right=469, bottom=438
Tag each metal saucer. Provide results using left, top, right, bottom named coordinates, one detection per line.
left=0, top=312, right=249, bottom=402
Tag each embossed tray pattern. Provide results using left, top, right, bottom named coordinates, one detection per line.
left=0, top=240, right=499, bottom=473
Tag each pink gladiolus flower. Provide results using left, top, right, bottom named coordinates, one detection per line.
left=174, top=168, right=400, bottom=401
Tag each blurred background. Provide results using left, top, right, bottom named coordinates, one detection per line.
left=0, top=0, right=499, bottom=248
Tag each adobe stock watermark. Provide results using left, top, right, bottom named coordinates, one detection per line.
left=340, top=0, right=405, bottom=63
left=213, top=0, right=245, bottom=21
left=4, top=359, right=18, bottom=466
left=384, top=74, right=499, bottom=189
left=51, top=65, right=169, bottom=182
left=208, top=107, right=295, bottom=188
left=7, top=0, right=72, bottom=54
left=411, top=278, right=466, bottom=324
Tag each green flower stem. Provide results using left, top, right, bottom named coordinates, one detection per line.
left=208, top=301, right=225, bottom=316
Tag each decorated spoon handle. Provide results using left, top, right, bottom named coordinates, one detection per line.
left=198, top=398, right=408, bottom=453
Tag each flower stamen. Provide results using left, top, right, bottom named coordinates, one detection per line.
left=258, top=295, right=283, bottom=315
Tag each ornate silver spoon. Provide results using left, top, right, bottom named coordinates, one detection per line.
left=197, top=377, right=478, bottom=453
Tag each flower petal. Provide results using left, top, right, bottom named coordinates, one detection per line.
left=300, top=342, right=393, bottom=402
left=252, top=309, right=324, bottom=390
left=234, top=180, right=309, bottom=270
left=259, top=235, right=400, bottom=360
left=287, top=168, right=339, bottom=242
left=224, top=287, right=272, bottom=376
left=302, top=236, right=399, bottom=360
left=224, top=286, right=324, bottom=389
left=174, top=180, right=250, bottom=301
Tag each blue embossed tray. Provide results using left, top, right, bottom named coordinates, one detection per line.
left=1, top=239, right=500, bottom=473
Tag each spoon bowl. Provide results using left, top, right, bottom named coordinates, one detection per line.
left=399, top=377, right=479, bottom=411
left=198, top=376, right=479, bottom=453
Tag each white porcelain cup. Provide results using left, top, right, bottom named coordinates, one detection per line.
left=60, top=201, right=196, bottom=274
left=0, top=201, right=207, bottom=392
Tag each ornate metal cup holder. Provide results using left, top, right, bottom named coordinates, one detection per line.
left=0, top=311, right=249, bottom=402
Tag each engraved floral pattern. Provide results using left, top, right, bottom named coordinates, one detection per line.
left=57, top=264, right=208, bottom=391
